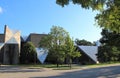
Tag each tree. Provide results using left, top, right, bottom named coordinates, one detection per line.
left=64, top=36, right=81, bottom=68
left=56, top=0, right=120, bottom=33
left=98, top=46, right=120, bottom=62
left=100, top=29, right=120, bottom=46
left=97, top=29, right=120, bottom=62
left=75, top=39, right=94, bottom=46
left=39, top=26, right=69, bottom=67
left=20, top=42, right=37, bottom=64
left=40, top=26, right=81, bottom=67
left=95, top=5, right=120, bottom=33
left=56, top=0, right=105, bottom=10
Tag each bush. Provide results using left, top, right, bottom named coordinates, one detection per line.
left=20, top=42, right=37, bottom=64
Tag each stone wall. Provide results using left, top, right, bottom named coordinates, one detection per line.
left=3, top=25, right=20, bottom=64
left=26, top=34, right=47, bottom=47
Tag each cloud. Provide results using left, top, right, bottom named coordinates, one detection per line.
left=0, top=7, right=3, bottom=14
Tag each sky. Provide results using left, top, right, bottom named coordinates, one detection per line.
left=0, top=0, right=102, bottom=42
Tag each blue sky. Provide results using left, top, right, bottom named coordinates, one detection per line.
left=0, top=0, right=101, bottom=42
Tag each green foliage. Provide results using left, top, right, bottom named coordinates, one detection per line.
left=39, top=26, right=81, bottom=67
left=20, top=42, right=37, bottom=64
left=95, top=6, right=120, bottom=33
left=75, top=39, right=94, bottom=46
left=65, top=36, right=81, bottom=58
left=97, top=29, right=120, bottom=63
left=100, top=29, right=120, bottom=46
left=39, top=35, right=52, bottom=49
left=39, top=26, right=69, bottom=66
left=56, top=0, right=105, bottom=10
left=64, top=36, right=81, bottom=68
left=98, top=46, right=120, bottom=62
left=111, top=47, right=120, bottom=61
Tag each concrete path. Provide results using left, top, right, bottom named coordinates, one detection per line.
left=0, top=64, right=120, bottom=78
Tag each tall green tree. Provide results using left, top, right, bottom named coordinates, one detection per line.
left=40, top=26, right=81, bottom=67
left=39, top=26, right=69, bottom=67
left=64, top=36, right=81, bottom=68
left=97, top=29, right=120, bottom=62
left=20, top=42, right=37, bottom=64
left=56, top=0, right=120, bottom=33
left=98, top=46, right=120, bottom=62
left=100, top=29, right=120, bottom=46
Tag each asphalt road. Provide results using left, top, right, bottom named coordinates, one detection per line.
left=0, top=64, right=120, bottom=78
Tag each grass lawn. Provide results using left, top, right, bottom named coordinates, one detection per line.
left=86, top=62, right=120, bottom=68
left=17, top=62, right=120, bottom=70
left=17, top=64, right=81, bottom=70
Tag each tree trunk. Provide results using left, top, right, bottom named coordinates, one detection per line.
left=57, top=63, right=59, bottom=67
left=57, top=58, right=59, bottom=68
left=70, top=63, right=71, bottom=69
left=34, top=53, right=36, bottom=65
left=70, top=58, right=72, bottom=69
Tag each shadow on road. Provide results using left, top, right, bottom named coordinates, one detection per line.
left=0, top=65, right=44, bottom=73
left=30, top=65, right=120, bottom=78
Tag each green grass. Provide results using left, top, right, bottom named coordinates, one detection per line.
left=18, top=64, right=58, bottom=68
left=40, top=62, right=120, bottom=70
left=42, top=64, right=84, bottom=70
left=7, top=62, right=120, bottom=70
left=86, top=62, right=120, bottom=68
left=18, top=64, right=81, bottom=70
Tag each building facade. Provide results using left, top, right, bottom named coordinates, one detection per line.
left=0, top=25, right=20, bottom=64
left=0, top=26, right=47, bottom=64
left=0, top=26, right=98, bottom=65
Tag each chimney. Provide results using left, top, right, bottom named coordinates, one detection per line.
left=4, top=25, right=8, bottom=33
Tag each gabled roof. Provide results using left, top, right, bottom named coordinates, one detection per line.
left=78, top=46, right=99, bottom=63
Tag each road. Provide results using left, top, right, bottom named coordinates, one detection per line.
left=0, top=64, right=120, bottom=78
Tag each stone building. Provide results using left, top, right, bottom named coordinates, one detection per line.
left=26, top=33, right=48, bottom=63
left=0, top=25, right=98, bottom=65
left=0, top=25, right=47, bottom=64
left=26, top=33, right=47, bottom=47
left=0, top=25, right=20, bottom=64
